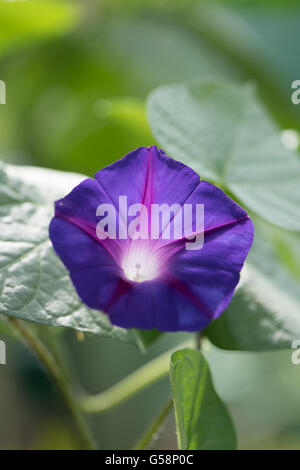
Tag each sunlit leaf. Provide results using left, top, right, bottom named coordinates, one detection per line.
left=147, top=79, right=300, bottom=231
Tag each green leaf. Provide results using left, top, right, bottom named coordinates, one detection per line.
left=205, top=220, right=300, bottom=351
left=147, top=79, right=300, bottom=231
left=0, top=0, right=80, bottom=57
left=0, top=162, right=141, bottom=346
left=134, top=329, right=162, bottom=350
left=261, top=223, right=300, bottom=283
left=170, top=348, right=237, bottom=450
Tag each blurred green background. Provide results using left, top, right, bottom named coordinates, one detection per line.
left=1, top=0, right=300, bottom=450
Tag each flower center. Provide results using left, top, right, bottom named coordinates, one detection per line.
left=122, top=247, right=159, bottom=282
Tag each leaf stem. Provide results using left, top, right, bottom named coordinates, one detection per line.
left=195, top=331, right=201, bottom=350
left=10, top=318, right=96, bottom=450
left=81, top=340, right=192, bottom=414
left=133, top=398, right=173, bottom=450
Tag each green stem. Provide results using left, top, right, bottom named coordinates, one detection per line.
left=133, top=398, right=173, bottom=450
left=10, top=318, right=96, bottom=450
left=81, top=340, right=192, bottom=414
left=195, top=331, right=201, bottom=350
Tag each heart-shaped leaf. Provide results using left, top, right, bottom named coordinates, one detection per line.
left=0, top=162, right=145, bottom=347
left=170, top=348, right=237, bottom=450
left=147, top=79, right=300, bottom=231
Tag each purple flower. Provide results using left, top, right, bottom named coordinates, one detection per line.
left=49, top=146, right=253, bottom=332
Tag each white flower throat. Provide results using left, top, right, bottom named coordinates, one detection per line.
left=122, top=246, right=159, bottom=282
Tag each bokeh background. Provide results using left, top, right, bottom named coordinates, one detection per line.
left=1, top=0, right=300, bottom=450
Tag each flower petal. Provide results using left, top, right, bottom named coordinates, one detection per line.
left=107, top=280, right=210, bottom=331
left=94, top=146, right=200, bottom=209
left=170, top=217, right=254, bottom=322
left=49, top=146, right=254, bottom=332
left=49, top=217, right=122, bottom=311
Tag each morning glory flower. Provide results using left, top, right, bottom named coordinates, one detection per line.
left=49, top=146, right=253, bottom=332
